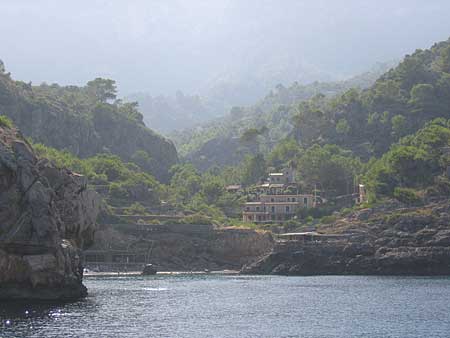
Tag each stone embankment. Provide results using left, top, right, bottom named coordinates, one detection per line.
left=242, top=201, right=450, bottom=276
left=87, top=221, right=274, bottom=272
left=0, top=125, right=100, bottom=300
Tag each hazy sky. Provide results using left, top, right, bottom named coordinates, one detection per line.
left=1, top=0, right=450, bottom=96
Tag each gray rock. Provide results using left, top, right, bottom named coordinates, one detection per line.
left=0, top=126, right=99, bottom=300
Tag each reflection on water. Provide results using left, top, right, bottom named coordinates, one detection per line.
left=2, top=275, right=450, bottom=338
left=0, top=298, right=98, bottom=338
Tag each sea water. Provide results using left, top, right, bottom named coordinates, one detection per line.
left=1, top=275, right=450, bottom=337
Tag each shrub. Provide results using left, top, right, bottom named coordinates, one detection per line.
left=340, top=208, right=352, bottom=216
left=321, top=215, right=338, bottom=224
left=181, top=213, right=212, bottom=225
left=124, top=202, right=148, bottom=215
left=393, top=187, right=422, bottom=205
left=109, top=182, right=128, bottom=199
left=0, top=115, right=13, bottom=129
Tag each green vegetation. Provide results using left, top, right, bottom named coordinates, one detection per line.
left=166, top=164, right=244, bottom=222
left=0, top=115, right=13, bottom=129
left=171, top=62, right=394, bottom=169
left=175, top=37, right=450, bottom=222
left=0, top=65, right=177, bottom=182
left=5, top=37, right=450, bottom=228
left=33, top=144, right=161, bottom=205
left=365, top=118, right=450, bottom=202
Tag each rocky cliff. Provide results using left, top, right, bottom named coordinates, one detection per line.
left=0, top=125, right=100, bottom=300
left=242, top=200, right=450, bottom=276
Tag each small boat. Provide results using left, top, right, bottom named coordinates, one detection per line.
left=142, top=264, right=157, bottom=275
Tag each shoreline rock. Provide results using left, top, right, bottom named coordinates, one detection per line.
left=0, top=126, right=100, bottom=300
left=241, top=201, right=450, bottom=276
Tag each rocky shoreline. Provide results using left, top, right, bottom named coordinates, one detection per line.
left=242, top=201, right=450, bottom=276
left=0, top=126, right=100, bottom=300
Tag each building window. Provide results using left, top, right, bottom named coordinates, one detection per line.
left=264, top=206, right=266, bottom=211
left=271, top=198, right=274, bottom=202
left=304, top=197, right=308, bottom=205
left=286, top=206, right=290, bottom=213
left=246, top=207, right=250, bottom=211
left=287, top=198, right=290, bottom=202
left=271, top=206, right=275, bottom=213
left=256, top=206, right=260, bottom=211
left=292, top=198, right=296, bottom=202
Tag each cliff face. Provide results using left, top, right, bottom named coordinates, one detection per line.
left=0, top=125, right=100, bottom=300
left=242, top=201, right=450, bottom=276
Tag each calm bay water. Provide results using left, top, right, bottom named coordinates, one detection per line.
left=1, top=275, right=450, bottom=337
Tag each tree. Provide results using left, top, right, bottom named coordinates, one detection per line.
left=386, top=146, right=430, bottom=187
left=242, top=154, right=266, bottom=185
left=240, top=127, right=266, bottom=153
left=201, top=176, right=225, bottom=204
left=409, top=83, right=437, bottom=116
left=131, top=150, right=155, bottom=170
left=267, top=138, right=301, bottom=168
left=86, top=78, right=117, bottom=102
left=169, top=164, right=202, bottom=204
left=391, top=115, right=407, bottom=137
left=438, top=45, right=450, bottom=73
left=336, top=118, right=350, bottom=135
left=297, top=144, right=362, bottom=196
left=118, top=101, right=144, bottom=124
left=0, top=60, right=5, bottom=73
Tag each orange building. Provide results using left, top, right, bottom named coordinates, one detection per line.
left=242, top=194, right=314, bottom=223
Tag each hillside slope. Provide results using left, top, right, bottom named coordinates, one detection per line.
left=290, top=38, right=450, bottom=160
left=172, top=62, right=394, bottom=171
left=0, top=69, right=178, bottom=182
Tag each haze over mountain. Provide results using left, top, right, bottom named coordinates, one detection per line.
left=2, top=0, right=450, bottom=100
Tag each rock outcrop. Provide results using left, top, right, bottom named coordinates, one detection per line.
left=0, top=125, right=100, bottom=300
left=242, top=201, right=450, bottom=276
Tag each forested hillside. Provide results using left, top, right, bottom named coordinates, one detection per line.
left=291, top=38, right=450, bottom=160
left=0, top=64, right=178, bottom=182
left=172, top=62, right=394, bottom=171
left=162, top=37, right=450, bottom=224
